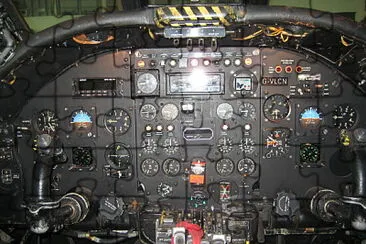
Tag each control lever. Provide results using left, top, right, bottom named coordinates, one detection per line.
left=25, top=137, right=90, bottom=234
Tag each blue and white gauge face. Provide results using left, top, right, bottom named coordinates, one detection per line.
left=299, top=107, right=322, bottom=128
left=71, top=110, right=93, bottom=132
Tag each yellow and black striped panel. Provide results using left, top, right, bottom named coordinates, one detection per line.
left=155, top=5, right=235, bottom=27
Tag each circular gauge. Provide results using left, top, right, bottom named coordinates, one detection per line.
left=263, top=94, right=291, bottom=122
left=142, top=138, right=157, bottom=154
left=72, top=147, right=93, bottom=166
left=104, top=108, right=131, bottom=135
left=136, top=73, right=158, bottom=94
left=299, top=107, right=322, bottom=128
left=216, top=158, right=234, bottom=176
left=34, top=110, right=59, bottom=134
left=161, top=137, right=179, bottom=155
left=217, top=136, right=233, bottom=154
left=264, top=128, right=291, bottom=158
left=240, top=137, right=255, bottom=154
left=217, top=103, right=234, bottom=120
left=237, top=158, right=256, bottom=176
left=300, top=143, right=320, bottom=164
left=71, top=110, right=93, bottom=133
left=333, top=105, right=357, bottom=129
left=162, top=158, right=181, bottom=176
left=239, top=103, right=256, bottom=120
left=105, top=143, right=131, bottom=169
left=161, top=103, right=179, bottom=121
left=141, top=158, right=159, bottom=176
left=140, top=104, right=157, bottom=121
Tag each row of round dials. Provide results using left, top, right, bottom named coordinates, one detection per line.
left=141, top=158, right=181, bottom=177
left=140, top=102, right=258, bottom=121
left=34, top=108, right=131, bottom=135
left=216, top=158, right=256, bottom=177
left=263, top=94, right=358, bottom=129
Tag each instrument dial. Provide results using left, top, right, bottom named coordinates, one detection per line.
left=71, top=110, right=93, bottom=133
left=162, top=158, right=181, bottom=176
left=105, top=143, right=131, bottom=169
left=217, top=103, right=234, bottom=120
left=161, top=137, right=179, bottom=155
left=239, top=103, right=256, bottom=120
left=142, top=138, right=157, bottom=154
left=264, top=128, right=291, bottom=158
left=263, top=94, right=291, bottom=121
left=136, top=73, right=158, bottom=94
left=141, top=158, right=159, bottom=176
left=217, top=136, right=233, bottom=154
left=240, top=137, right=255, bottom=154
left=140, top=104, right=157, bottom=121
left=104, top=108, right=131, bottom=134
left=333, top=105, right=357, bottom=129
left=161, top=103, right=179, bottom=121
left=300, top=143, right=320, bottom=164
left=34, top=110, right=59, bottom=134
left=299, top=107, right=322, bottom=128
left=216, top=158, right=234, bottom=176
left=237, top=157, right=256, bottom=176
left=72, top=147, right=93, bottom=166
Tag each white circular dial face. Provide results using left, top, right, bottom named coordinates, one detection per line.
left=161, top=103, right=179, bottom=121
left=140, top=104, right=157, bottom=121
left=137, top=73, right=158, bottom=94
left=217, top=103, right=234, bottom=120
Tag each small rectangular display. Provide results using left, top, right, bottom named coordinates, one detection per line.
left=78, top=78, right=116, bottom=91
left=168, top=73, right=223, bottom=94
left=235, top=77, right=252, bottom=91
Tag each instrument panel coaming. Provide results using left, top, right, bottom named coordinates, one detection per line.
left=14, top=47, right=366, bottom=210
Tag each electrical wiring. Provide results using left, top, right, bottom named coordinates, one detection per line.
left=232, top=26, right=308, bottom=42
